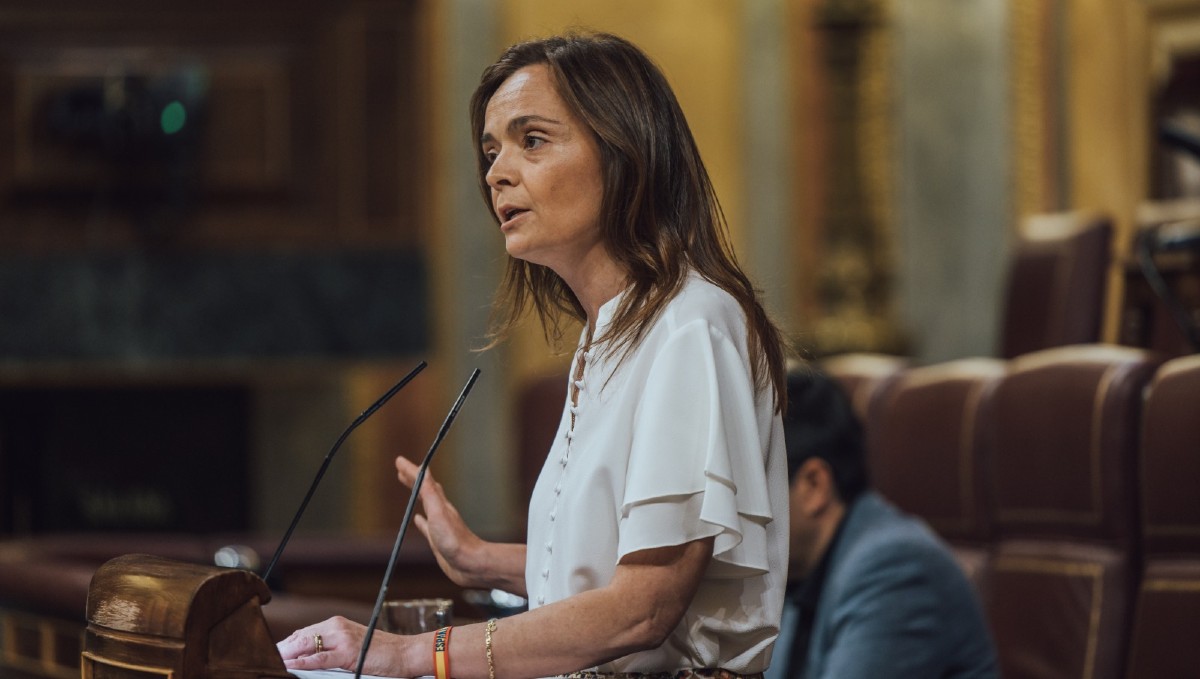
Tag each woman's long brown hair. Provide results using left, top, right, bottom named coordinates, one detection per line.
left=471, top=32, right=787, bottom=411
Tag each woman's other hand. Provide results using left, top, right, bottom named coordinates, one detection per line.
left=276, top=616, right=414, bottom=676
left=395, top=455, right=528, bottom=596
left=396, top=455, right=489, bottom=588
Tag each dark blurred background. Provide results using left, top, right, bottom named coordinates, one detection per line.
left=0, top=0, right=1196, bottom=542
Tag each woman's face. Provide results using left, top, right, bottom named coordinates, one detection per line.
left=481, top=64, right=607, bottom=276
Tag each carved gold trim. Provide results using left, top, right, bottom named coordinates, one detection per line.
left=859, top=4, right=894, bottom=274
left=1011, top=0, right=1061, bottom=218
left=807, top=0, right=902, bottom=355
left=1012, top=0, right=1043, bottom=217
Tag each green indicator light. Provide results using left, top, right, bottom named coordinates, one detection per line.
left=160, top=101, right=187, bottom=135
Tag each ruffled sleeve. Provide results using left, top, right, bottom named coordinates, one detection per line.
left=617, top=317, right=775, bottom=578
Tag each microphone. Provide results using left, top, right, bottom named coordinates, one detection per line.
left=261, top=360, right=428, bottom=584
left=1154, top=222, right=1200, bottom=252
left=1136, top=229, right=1200, bottom=352
left=1160, top=120, right=1200, bottom=162
left=353, top=368, right=482, bottom=679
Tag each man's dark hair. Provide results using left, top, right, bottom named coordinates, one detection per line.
left=783, top=366, right=869, bottom=503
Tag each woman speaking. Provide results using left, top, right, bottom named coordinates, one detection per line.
left=279, top=31, right=790, bottom=679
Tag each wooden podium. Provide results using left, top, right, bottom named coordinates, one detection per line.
left=82, top=554, right=293, bottom=679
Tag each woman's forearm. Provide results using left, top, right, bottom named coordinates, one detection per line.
left=283, top=539, right=713, bottom=678
left=436, top=538, right=713, bottom=679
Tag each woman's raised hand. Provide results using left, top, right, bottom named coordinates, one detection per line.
left=395, top=455, right=486, bottom=588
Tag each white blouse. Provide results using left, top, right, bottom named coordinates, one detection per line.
left=525, top=272, right=789, bottom=674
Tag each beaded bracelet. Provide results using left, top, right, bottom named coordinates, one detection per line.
left=485, top=618, right=498, bottom=679
left=434, top=626, right=452, bottom=679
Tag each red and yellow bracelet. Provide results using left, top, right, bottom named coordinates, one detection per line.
left=433, top=626, right=452, bottom=679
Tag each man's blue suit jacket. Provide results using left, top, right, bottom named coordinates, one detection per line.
left=770, top=491, right=998, bottom=679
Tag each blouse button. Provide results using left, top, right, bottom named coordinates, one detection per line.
left=542, top=567, right=550, bottom=578
left=549, top=510, right=556, bottom=521
left=546, top=542, right=553, bottom=553
left=574, top=379, right=586, bottom=391
left=559, top=456, right=567, bottom=467
left=566, top=430, right=574, bottom=442
left=538, top=596, right=545, bottom=605
left=554, top=484, right=561, bottom=495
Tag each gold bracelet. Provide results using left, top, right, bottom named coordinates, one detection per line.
left=485, top=618, right=498, bottom=679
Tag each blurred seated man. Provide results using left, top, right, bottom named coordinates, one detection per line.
left=765, top=367, right=998, bottom=679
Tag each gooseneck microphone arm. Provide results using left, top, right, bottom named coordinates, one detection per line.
left=1137, top=230, right=1200, bottom=352
left=261, top=360, right=428, bottom=584
left=1160, top=120, right=1200, bottom=162
left=354, top=368, right=482, bottom=679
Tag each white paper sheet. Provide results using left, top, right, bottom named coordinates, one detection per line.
left=289, top=670, right=395, bottom=679
left=290, top=670, right=431, bottom=679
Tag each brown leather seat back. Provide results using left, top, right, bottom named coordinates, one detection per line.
left=818, top=353, right=910, bottom=425
left=1138, top=354, right=1200, bottom=558
left=871, top=358, right=1005, bottom=584
left=818, top=353, right=910, bottom=477
left=1000, top=212, right=1112, bottom=359
left=982, top=345, right=1161, bottom=679
left=1125, top=355, right=1200, bottom=679
left=989, top=346, right=1157, bottom=547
